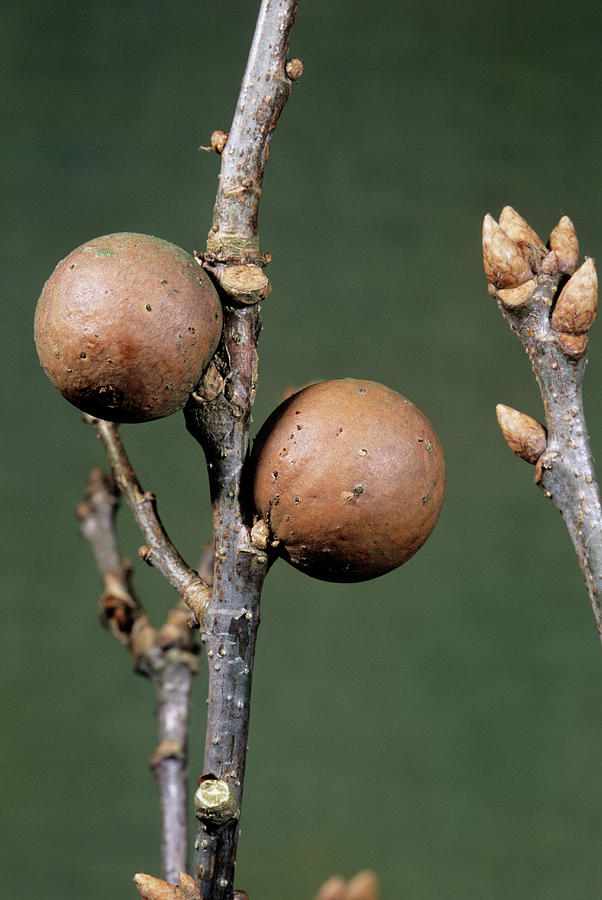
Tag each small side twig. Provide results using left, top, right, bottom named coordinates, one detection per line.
left=85, top=415, right=211, bottom=624
left=145, top=606, right=199, bottom=884
left=483, top=207, right=602, bottom=640
left=76, top=468, right=149, bottom=651
left=77, top=467, right=200, bottom=883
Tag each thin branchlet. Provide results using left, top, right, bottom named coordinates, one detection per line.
left=77, top=467, right=199, bottom=882
left=485, top=212, right=602, bottom=640
left=86, top=416, right=211, bottom=622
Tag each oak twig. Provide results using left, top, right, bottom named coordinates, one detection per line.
left=85, top=416, right=211, bottom=624
left=77, top=468, right=200, bottom=882
left=145, top=614, right=198, bottom=885
left=183, top=2, right=301, bottom=898
left=76, top=468, right=148, bottom=650
left=204, top=0, right=300, bottom=268
left=483, top=208, right=602, bottom=640
left=84, top=2, right=301, bottom=894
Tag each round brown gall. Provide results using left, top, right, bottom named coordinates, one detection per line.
left=251, top=378, right=445, bottom=582
left=34, top=233, right=223, bottom=422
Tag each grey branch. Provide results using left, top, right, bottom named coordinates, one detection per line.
left=206, top=0, right=299, bottom=266
left=146, top=626, right=198, bottom=884
left=77, top=467, right=200, bottom=882
left=184, top=2, right=301, bottom=898
left=76, top=468, right=146, bottom=648
left=483, top=209, right=602, bottom=641
left=85, top=416, right=211, bottom=623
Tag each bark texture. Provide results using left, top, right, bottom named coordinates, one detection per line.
left=498, top=276, right=602, bottom=636
left=77, top=468, right=199, bottom=881
left=485, top=210, right=602, bottom=640
left=184, top=2, right=300, bottom=897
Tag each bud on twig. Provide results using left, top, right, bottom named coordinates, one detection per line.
left=482, top=214, right=533, bottom=289
left=134, top=873, right=177, bottom=900
left=346, top=870, right=380, bottom=900
left=550, top=257, right=598, bottom=334
left=134, top=872, right=201, bottom=900
left=211, top=130, right=229, bottom=153
left=177, top=874, right=202, bottom=899
left=285, top=57, right=304, bottom=81
left=496, top=278, right=536, bottom=309
left=149, top=740, right=186, bottom=770
left=314, top=876, right=348, bottom=900
left=251, top=518, right=270, bottom=549
left=499, top=206, right=546, bottom=251
left=192, top=359, right=225, bottom=403
left=549, top=216, right=579, bottom=275
left=496, top=404, right=547, bottom=464
left=314, top=871, right=379, bottom=900
left=540, top=251, right=560, bottom=275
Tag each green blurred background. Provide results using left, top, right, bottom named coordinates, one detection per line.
left=3, top=0, right=602, bottom=897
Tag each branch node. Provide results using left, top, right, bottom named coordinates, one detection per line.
left=182, top=583, right=212, bottom=629
left=191, top=360, right=225, bottom=403
left=139, top=544, right=153, bottom=564
left=149, top=740, right=186, bottom=770
left=212, top=130, right=229, bottom=153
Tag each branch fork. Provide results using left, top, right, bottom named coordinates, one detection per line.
left=78, top=4, right=301, bottom=897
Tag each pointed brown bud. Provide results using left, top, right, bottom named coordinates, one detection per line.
left=346, top=871, right=380, bottom=900
left=496, top=404, right=547, bottom=464
left=553, top=332, right=588, bottom=359
left=499, top=206, right=546, bottom=251
left=496, top=278, right=536, bottom=309
left=210, top=130, right=228, bottom=154
left=314, top=876, right=347, bottom=900
left=550, top=258, right=597, bottom=334
left=549, top=216, right=579, bottom=275
left=192, top=359, right=225, bottom=403
left=482, top=214, right=533, bottom=289
left=177, top=873, right=201, bottom=900
left=134, top=873, right=177, bottom=900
